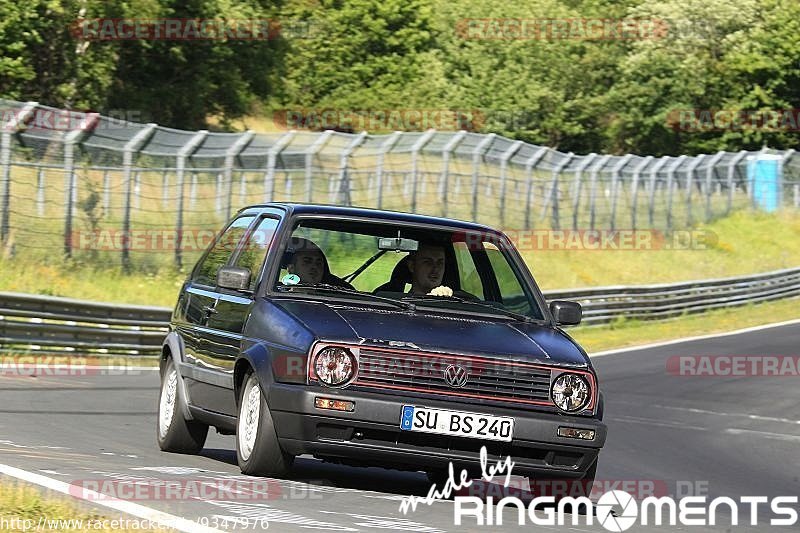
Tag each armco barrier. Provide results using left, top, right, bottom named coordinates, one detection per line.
left=1, top=267, right=799, bottom=356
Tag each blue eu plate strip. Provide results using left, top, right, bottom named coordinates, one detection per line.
left=400, top=405, right=415, bottom=430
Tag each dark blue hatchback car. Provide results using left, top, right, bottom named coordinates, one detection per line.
left=157, top=203, right=606, bottom=488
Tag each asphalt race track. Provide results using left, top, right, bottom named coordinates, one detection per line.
left=1, top=322, right=799, bottom=532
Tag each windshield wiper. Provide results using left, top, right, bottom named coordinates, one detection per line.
left=401, top=294, right=534, bottom=322
left=276, top=283, right=416, bottom=311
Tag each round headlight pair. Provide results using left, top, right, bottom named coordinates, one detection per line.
left=551, top=373, right=591, bottom=412
left=313, top=347, right=357, bottom=386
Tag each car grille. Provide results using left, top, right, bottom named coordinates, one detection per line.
left=354, top=347, right=554, bottom=406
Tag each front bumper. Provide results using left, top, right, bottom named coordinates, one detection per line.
left=268, top=383, right=607, bottom=478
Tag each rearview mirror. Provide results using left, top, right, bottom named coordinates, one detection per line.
left=549, top=300, right=582, bottom=326
left=217, top=266, right=251, bottom=292
left=378, top=237, right=419, bottom=252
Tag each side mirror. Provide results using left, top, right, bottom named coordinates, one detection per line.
left=549, top=300, right=582, bottom=326
left=217, top=266, right=251, bottom=292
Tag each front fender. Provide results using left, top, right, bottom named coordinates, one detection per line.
left=161, top=331, right=195, bottom=420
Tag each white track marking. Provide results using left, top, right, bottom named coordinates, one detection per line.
left=613, top=415, right=708, bottom=431
left=634, top=404, right=800, bottom=426
left=589, top=318, right=800, bottom=358
left=0, top=463, right=225, bottom=533
left=724, top=428, right=800, bottom=442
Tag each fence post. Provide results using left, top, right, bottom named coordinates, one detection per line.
left=684, top=155, right=705, bottom=226
left=471, top=133, right=495, bottom=222
left=223, top=131, right=253, bottom=220
left=781, top=149, right=795, bottom=209
left=160, top=170, right=169, bottom=208
left=544, top=153, right=574, bottom=230
left=63, top=112, right=100, bottom=258
left=37, top=167, right=46, bottom=217
left=665, top=155, right=687, bottom=230
left=336, top=131, right=367, bottom=206
left=647, top=156, right=670, bottom=227
left=263, top=131, right=295, bottom=203
left=440, top=131, right=466, bottom=218
left=375, top=131, right=401, bottom=210
left=133, top=170, right=142, bottom=211
left=304, top=130, right=334, bottom=203
left=704, top=151, right=726, bottom=222
left=120, top=124, right=157, bottom=271
left=523, top=147, right=549, bottom=230
left=569, top=154, right=596, bottom=230
left=726, top=150, right=748, bottom=215
left=101, top=169, right=110, bottom=215
left=173, top=130, right=207, bottom=270
left=1, top=102, right=37, bottom=244
left=498, top=140, right=523, bottom=227
left=409, top=129, right=436, bottom=214
left=588, top=155, right=612, bottom=231
left=609, top=154, right=633, bottom=231
left=630, top=156, right=653, bottom=230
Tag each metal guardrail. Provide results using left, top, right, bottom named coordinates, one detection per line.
left=1, top=267, right=799, bottom=356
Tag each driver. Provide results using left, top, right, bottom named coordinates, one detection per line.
left=407, top=244, right=450, bottom=295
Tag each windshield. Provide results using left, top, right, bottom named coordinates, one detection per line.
left=273, top=217, right=544, bottom=321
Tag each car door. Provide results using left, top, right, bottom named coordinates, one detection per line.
left=181, top=215, right=255, bottom=408
left=192, top=215, right=280, bottom=415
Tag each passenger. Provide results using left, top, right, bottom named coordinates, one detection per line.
left=286, top=239, right=325, bottom=284
left=284, top=237, right=353, bottom=289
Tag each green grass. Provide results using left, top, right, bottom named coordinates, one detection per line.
left=0, top=481, right=154, bottom=532
left=2, top=209, right=798, bottom=306
left=570, top=297, right=800, bottom=354
left=525, top=209, right=800, bottom=290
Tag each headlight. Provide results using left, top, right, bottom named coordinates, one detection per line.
left=313, top=347, right=357, bottom=386
left=551, top=373, right=591, bottom=412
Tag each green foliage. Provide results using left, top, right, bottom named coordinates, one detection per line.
left=1, top=0, right=799, bottom=153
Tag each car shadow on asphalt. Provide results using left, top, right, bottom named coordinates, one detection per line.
left=197, top=447, right=601, bottom=517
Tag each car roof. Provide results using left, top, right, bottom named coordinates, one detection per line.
left=241, top=203, right=503, bottom=234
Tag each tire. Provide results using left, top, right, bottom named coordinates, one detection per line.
left=236, top=371, right=294, bottom=476
left=157, top=357, right=208, bottom=454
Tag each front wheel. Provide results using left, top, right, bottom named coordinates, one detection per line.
left=236, top=371, right=294, bottom=476
left=157, top=358, right=208, bottom=454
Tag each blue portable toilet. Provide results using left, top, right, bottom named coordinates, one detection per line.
left=746, top=153, right=782, bottom=212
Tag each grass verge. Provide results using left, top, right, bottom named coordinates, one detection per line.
left=570, top=297, right=800, bottom=354
left=0, top=480, right=154, bottom=532
left=1, top=210, right=799, bottom=306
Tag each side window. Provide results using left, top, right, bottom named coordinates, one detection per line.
left=193, top=216, right=255, bottom=286
left=235, top=217, right=280, bottom=291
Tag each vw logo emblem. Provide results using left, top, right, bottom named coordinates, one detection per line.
left=443, top=364, right=468, bottom=388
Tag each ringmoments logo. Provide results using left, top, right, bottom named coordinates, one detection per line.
left=399, top=448, right=800, bottom=530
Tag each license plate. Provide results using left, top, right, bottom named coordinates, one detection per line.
left=399, top=405, right=514, bottom=442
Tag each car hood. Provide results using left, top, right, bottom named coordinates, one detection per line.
left=271, top=298, right=589, bottom=367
